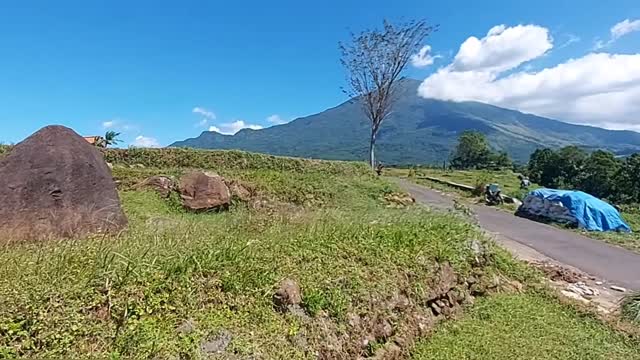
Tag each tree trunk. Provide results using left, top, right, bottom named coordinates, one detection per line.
left=369, top=130, right=376, bottom=168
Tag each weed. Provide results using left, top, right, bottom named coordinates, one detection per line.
left=622, top=292, right=640, bottom=323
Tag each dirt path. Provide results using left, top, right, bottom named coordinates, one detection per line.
left=395, top=178, right=640, bottom=291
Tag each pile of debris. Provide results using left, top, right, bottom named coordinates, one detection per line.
left=528, top=260, right=625, bottom=314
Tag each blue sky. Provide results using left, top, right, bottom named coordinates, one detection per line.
left=1, top=0, right=639, bottom=146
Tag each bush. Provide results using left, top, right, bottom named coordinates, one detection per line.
left=621, top=292, right=640, bottom=323
left=472, top=173, right=491, bottom=197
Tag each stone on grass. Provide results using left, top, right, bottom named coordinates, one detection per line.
left=176, top=318, right=197, bottom=335
left=226, top=180, right=253, bottom=202
left=561, top=290, right=591, bottom=304
left=200, top=330, right=232, bottom=355
left=0, top=125, right=127, bottom=240
left=273, top=278, right=302, bottom=313
left=178, top=171, right=231, bottom=211
left=138, top=175, right=175, bottom=198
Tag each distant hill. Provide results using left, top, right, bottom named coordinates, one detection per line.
left=171, top=78, right=640, bottom=164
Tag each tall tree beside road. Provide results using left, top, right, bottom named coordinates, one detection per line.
left=340, top=19, right=436, bottom=168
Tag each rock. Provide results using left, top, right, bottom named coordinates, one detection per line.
left=561, top=290, right=590, bottom=304
left=390, top=293, right=411, bottom=311
left=273, top=279, right=302, bottom=312
left=428, top=263, right=457, bottom=300
left=0, top=125, right=127, bottom=240
left=226, top=180, right=253, bottom=202
left=595, top=281, right=604, bottom=286
left=288, top=304, right=311, bottom=321
left=178, top=171, right=231, bottom=211
left=430, top=303, right=441, bottom=315
left=566, top=282, right=599, bottom=299
left=200, top=330, right=232, bottom=355
left=138, top=175, right=175, bottom=198
left=176, top=318, right=197, bottom=335
left=470, top=240, right=484, bottom=257
left=373, top=319, right=394, bottom=339
left=347, top=313, right=361, bottom=328
left=610, top=285, right=627, bottom=293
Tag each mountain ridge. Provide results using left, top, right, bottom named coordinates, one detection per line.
left=171, top=79, right=640, bottom=164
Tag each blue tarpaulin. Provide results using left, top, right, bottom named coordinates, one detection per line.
left=528, top=189, right=631, bottom=232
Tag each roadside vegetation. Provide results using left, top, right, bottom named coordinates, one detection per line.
left=394, top=166, right=640, bottom=254
left=412, top=292, right=640, bottom=359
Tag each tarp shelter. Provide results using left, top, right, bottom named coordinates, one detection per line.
left=519, top=189, right=631, bottom=232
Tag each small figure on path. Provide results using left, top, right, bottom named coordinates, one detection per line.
left=518, top=174, right=530, bottom=189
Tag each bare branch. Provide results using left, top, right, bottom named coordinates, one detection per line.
left=339, top=19, right=436, bottom=167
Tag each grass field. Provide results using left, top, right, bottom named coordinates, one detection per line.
left=412, top=292, right=640, bottom=360
left=1, top=148, right=638, bottom=358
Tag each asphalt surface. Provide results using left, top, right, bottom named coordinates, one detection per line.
left=396, top=178, right=640, bottom=290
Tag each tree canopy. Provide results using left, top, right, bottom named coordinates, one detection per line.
left=527, top=147, right=639, bottom=204
left=450, top=131, right=512, bottom=170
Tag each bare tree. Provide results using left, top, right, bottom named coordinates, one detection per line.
left=340, top=19, right=436, bottom=168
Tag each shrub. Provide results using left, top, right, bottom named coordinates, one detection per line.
left=621, top=291, right=640, bottom=323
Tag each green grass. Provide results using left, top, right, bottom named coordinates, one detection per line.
left=1, top=147, right=528, bottom=358
left=412, top=292, right=640, bottom=360
left=0, top=148, right=636, bottom=358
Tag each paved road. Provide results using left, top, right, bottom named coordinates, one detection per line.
left=396, top=179, right=640, bottom=290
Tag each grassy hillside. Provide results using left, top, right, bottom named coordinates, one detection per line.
left=1, top=147, right=637, bottom=359
left=0, top=147, right=523, bottom=358
left=170, top=79, right=640, bottom=164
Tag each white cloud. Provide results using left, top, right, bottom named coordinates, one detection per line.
left=193, top=107, right=216, bottom=119
left=266, top=114, right=290, bottom=125
left=132, top=135, right=160, bottom=148
left=611, top=18, right=640, bottom=40
left=593, top=18, right=640, bottom=50
left=558, top=34, right=581, bottom=49
left=418, top=24, right=640, bottom=130
left=101, top=119, right=133, bottom=131
left=450, top=24, right=552, bottom=73
left=193, top=107, right=216, bottom=128
left=593, top=39, right=606, bottom=50
left=410, top=45, right=440, bottom=68
left=208, top=120, right=263, bottom=135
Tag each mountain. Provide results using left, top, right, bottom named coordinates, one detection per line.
left=171, top=78, right=640, bottom=164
